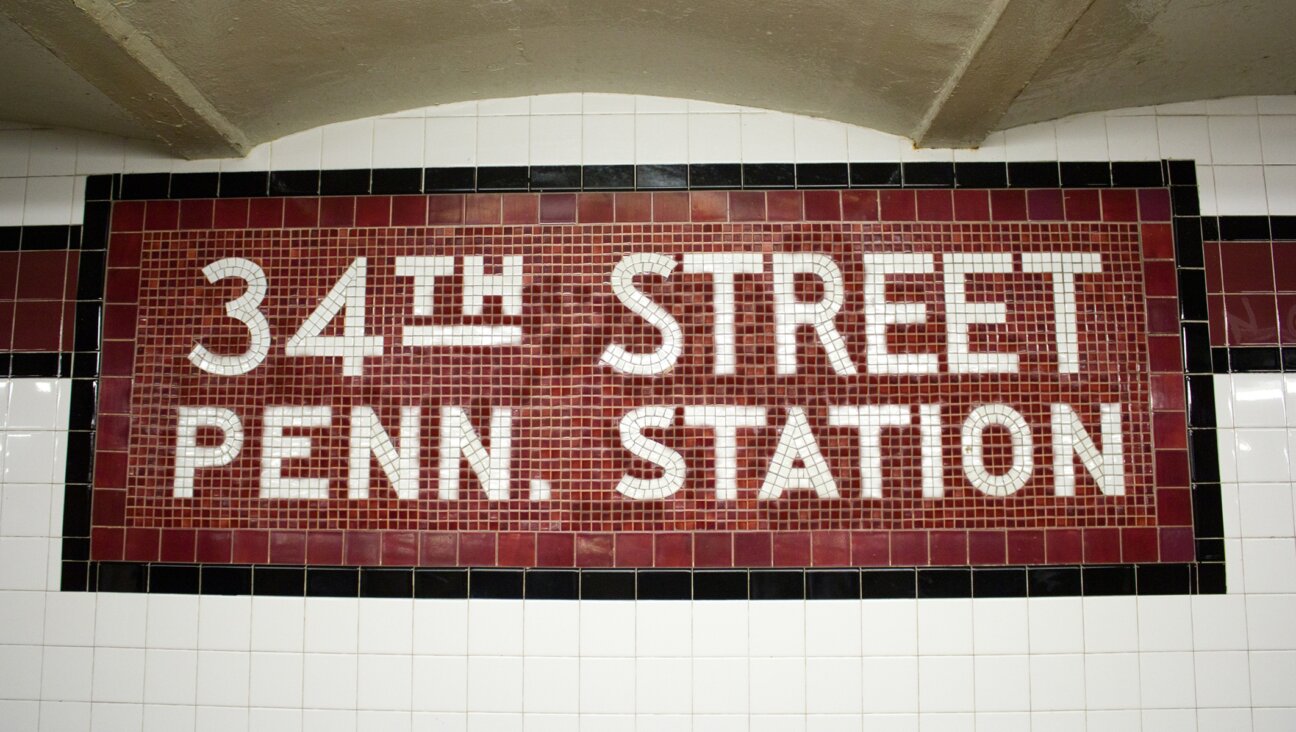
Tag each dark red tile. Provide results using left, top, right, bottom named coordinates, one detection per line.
left=94, top=415, right=130, bottom=451
left=459, top=532, right=497, bottom=565
left=269, top=531, right=306, bottom=564
left=11, top=301, right=64, bottom=350
left=850, top=531, right=889, bottom=566
left=1101, top=189, right=1138, bottom=222
left=319, top=197, right=356, bottom=227
left=91, top=489, right=125, bottom=525
left=1273, top=242, right=1296, bottom=291
left=967, top=531, right=1006, bottom=565
left=497, top=532, right=536, bottom=566
left=1159, top=527, right=1195, bottom=562
left=1027, top=189, right=1064, bottom=221
left=574, top=533, right=614, bottom=567
left=1006, top=531, right=1046, bottom=565
left=1145, top=297, right=1181, bottom=335
left=652, top=192, right=690, bottom=222
left=1153, top=412, right=1188, bottom=450
left=841, top=190, right=879, bottom=221
left=1138, top=188, right=1172, bottom=221
left=1045, top=529, right=1082, bottom=564
left=693, top=532, right=733, bottom=567
left=391, top=196, right=428, bottom=226
left=195, top=530, right=232, bottom=564
left=690, top=191, right=729, bottom=222
left=1150, top=373, right=1186, bottom=411
left=890, top=531, right=929, bottom=565
left=96, top=378, right=132, bottom=415
left=537, top=533, right=575, bottom=567
left=355, top=196, right=391, bottom=227
left=729, top=191, right=767, bottom=222
left=464, top=194, right=501, bottom=225
left=1121, top=527, right=1158, bottom=562
left=1083, top=528, right=1121, bottom=563
left=124, top=527, right=159, bottom=562
left=345, top=531, right=382, bottom=565
left=578, top=193, right=614, bottom=223
left=1225, top=293, right=1279, bottom=345
left=989, top=189, right=1027, bottom=220
left=283, top=197, right=320, bottom=228
left=1155, top=450, right=1190, bottom=488
left=1209, top=294, right=1227, bottom=346
left=803, top=190, right=842, bottom=221
left=213, top=198, right=249, bottom=228
left=733, top=532, right=772, bottom=566
left=1147, top=335, right=1183, bottom=372
left=1143, top=260, right=1178, bottom=297
left=1278, top=294, right=1296, bottom=344
left=929, top=531, right=967, bottom=565
left=766, top=191, right=803, bottom=221
left=1156, top=488, right=1193, bottom=525
left=502, top=194, right=538, bottom=224
left=1220, top=242, right=1275, bottom=293
left=539, top=193, right=576, bottom=224
left=614, top=192, right=652, bottom=222
left=952, top=190, right=989, bottom=221
left=248, top=198, right=285, bottom=228
left=1141, top=224, right=1174, bottom=260
left=381, top=532, right=418, bottom=565
left=110, top=201, right=145, bottom=232
left=0, top=302, right=11, bottom=349
left=179, top=199, right=214, bottom=230
left=143, top=200, right=179, bottom=231
left=772, top=532, right=811, bottom=566
left=915, top=190, right=952, bottom=221
left=0, top=252, right=17, bottom=299
left=810, top=531, right=849, bottom=566
left=614, top=533, right=654, bottom=566
left=1063, top=189, right=1101, bottom=221
left=99, top=340, right=135, bottom=377
left=1203, top=241, right=1223, bottom=293
left=420, top=532, right=458, bottom=565
left=232, top=530, right=269, bottom=564
left=427, top=195, right=464, bottom=225
left=879, top=190, right=916, bottom=221
left=16, top=251, right=72, bottom=300
left=159, top=529, right=196, bottom=563
left=653, top=533, right=692, bottom=567
left=306, top=531, right=344, bottom=564
left=92, top=527, right=125, bottom=561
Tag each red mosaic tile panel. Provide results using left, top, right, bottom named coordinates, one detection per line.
left=0, top=249, right=79, bottom=352
left=91, top=188, right=1191, bottom=567
left=1205, top=240, right=1296, bottom=346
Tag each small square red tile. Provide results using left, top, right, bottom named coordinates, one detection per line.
left=1156, top=488, right=1193, bottom=525
left=990, top=189, right=1027, bottom=221
left=967, top=531, right=1007, bottom=565
left=772, top=532, right=811, bottom=566
left=929, top=531, right=967, bottom=565
left=179, top=199, right=214, bottom=230
left=653, top=533, right=692, bottom=568
left=1101, top=189, right=1139, bottom=222
left=11, top=301, right=64, bottom=351
left=502, top=193, right=538, bottom=224
left=124, top=528, right=159, bottom=562
left=1155, top=450, right=1190, bottom=488
left=733, top=532, right=772, bottom=566
left=306, top=531, right=344, bottom=565
left=91, top=527, right=125, bottom=561
left=1147, top=335, right=1183, bottom=372
left=1006, top=531, right=1046, bottom=565
left=195, top=530, right=232, bottom=564
left=1027, top=189, right=1064, bottom=221
left=94, top=415, right=130, bottom=452
left=110, top=201, right=145, bottom=232
left=319, top=197, right=356, bottom=227
left=269, top=531, right=307, bottom=564
left=427, top=195, right=464, bottom=225
left=574, top=533, right=614, bottom=567
left=91, top=489, right=125, bottom=525
left=143, top=200, right=179, bottom=231
left=15, top=251, right=71, bottom=300
left=1278, top=294, right=1296, bottom=344
left=890, top=531, right=929, bottom=565
left=879, top=190, right=916, bottom=221
left=1225, top=293, right=1279, bottom=345
left=537, top=533, right=574, bottom=566
left=1120, top=528, right=1159, bottom=562
left=464, top=194, right=501, bottom=225
left=952, top=190, right=989, bottom=221
left=344, top=531, right=382, bottom=565
left=539, top=193, right=576, bottom=223
left=497, top=532, right=536, bottom=566
left=1143, top=260, right=1178, bottom=297
left=1220, top=242, right=1275, bottom=292
left=213, top=198, right=250, bottom=228
left=614, top=192, right=652, bottom=222
left=766, top=191, right=803, bottom=221
left=693, top=532, right=733, bottom=567
left=1141, top=224, right=1175, bottom=260
left=283, top=197, right=320, bottom=228
left=841, top=190, right=879, bottom=221
left=729, top=191, right=767, bottom=222
left=850, top=531, right=889, bottom=566
left=420, top=532, right=458, bottom=565
left=1083, top=528, right=1122, bottom=563
left=1159, top=528, right=1196, bottom=562
left=99, top=340, right=135, bottom=377
left=1149, top=373, right=1186, bottom=411
left=159, top=529, right=196, bottom=563
left=614, top=533, right=654, bottom=566
left=108, top=233, right=142, bottom=268
left=803, top=190, right=842, bottom=221
left=1273, top=242, right=1296, bottom=291
left=1153, top=412, right=1188, bottom=449
left=231, top=530, right=269, bottom=564
left=459, top=532, right=497, bottom=565
left=690, top=191, right=729, bottom=222
left=1138, top=188, right=1172, bottom=221
left=810, top=531, right=849, bottom=566
left=578, top=193, right=614, bottom=223
left=1203, top=241, right=1223, bottom=293
left=1045, top=529, right=1082, bottom=564
left=381, top=532, right=419, bottom=566
left=1145, top=298, right=1181, bottom=335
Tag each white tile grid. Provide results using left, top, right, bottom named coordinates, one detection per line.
left=0, top=94, right=1294, bottom=728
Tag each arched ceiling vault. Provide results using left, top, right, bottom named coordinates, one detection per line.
left=1, top=0, right=1294, bottom=159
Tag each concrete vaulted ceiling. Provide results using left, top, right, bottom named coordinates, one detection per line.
left=0, top=0, right=1294, bottom=159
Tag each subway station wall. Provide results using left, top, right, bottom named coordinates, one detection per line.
left=1, top=94, right=1295, bottom=730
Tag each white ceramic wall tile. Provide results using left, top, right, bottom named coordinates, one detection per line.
left=373, top=118, right=427, bottom=169
left=634, top=114, right=688, bottom=164
left=633, top=602, right=690, bottom=658
left=1105, top=116, right=1160, bottom=161
left=1213, top=164, right=1271, bottom=214
left=579, top=602, right=635, bottom=658
left=476, top=116, right=529, bottom=166
left=271, top=128, right=324, bottom=170
left=1210, top=116, right=1265, bottom=164
left=740, top=112, right=796, bottom=161
left=0, top=129, right=32, bottom=176
left=581, top=115, right=634, bottom=165
left=1003, top=122, right=1057, bottom=161
left=1054, top=114, right=1109, bottom=161
left=917, top=599, right=974, bottom=656
left=528, top=115, right=581, bottom=165
left=688, top=114, right=742, bottom=163
left=22, top=176, right=76, bottom=226
left=219, top=142, right=272, bottom=173
left=1264, top=165, right=1296, bottom=214
left=794, top=116, right=849, bottom=162
left=304, top=598, right=360, bottom=654
left=805, top=657, right=861, bottom=714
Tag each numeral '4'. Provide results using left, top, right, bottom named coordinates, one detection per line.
left=286, top=257, right=383, bottom=376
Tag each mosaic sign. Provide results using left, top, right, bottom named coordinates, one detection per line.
left=91, top=188, right=1193, bottom=567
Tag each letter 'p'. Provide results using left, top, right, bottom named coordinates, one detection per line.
left=174, top=407, right=243, bottom=497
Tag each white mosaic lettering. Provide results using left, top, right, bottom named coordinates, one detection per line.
left=462, top=255, right=523, bottom=316
left=683, top=405, right=767, bottom=499
left=438, top=407, right=512, bottom=500
left=961, top=403, right=1033, bottom=497
left=772, top=253, right=857, bottom=375
left=1021, top=253, right=1102, bottom=374
left=861, top=253, right=938, bottom=374
left=173, top=407, right=243, bottom=497
left=285, top=257, right=384, bottom=376
left=395, top=255, right=454, bottom=316
left=681, top=252, right=764, bottom=375
left=600, top=253, right=683, bottom=375
left=919, top=403, right=945, bottom=498
left=348, top=406, right=421, bottom=500
left=943, top=253, right=1018, bottom=374
left=829, top=405, right=909, bottom=498
left=188, top=257, right=271, bottom=376
left=616, top=406, right=686, bottom=499
left=261, top=405, right=331, bottom=499
left=1051, top=403, right=1125, bottom=496
left=759, top=407, right=839, bottom=499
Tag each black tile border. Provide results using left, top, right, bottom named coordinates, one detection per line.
left=0, top=158, right=1234, bottom=597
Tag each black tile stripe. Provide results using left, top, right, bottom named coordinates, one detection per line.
left=38, top=159, right=1230, bottom=597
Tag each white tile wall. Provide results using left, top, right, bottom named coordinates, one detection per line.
left=0, top=93, right=1294, bottom=729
